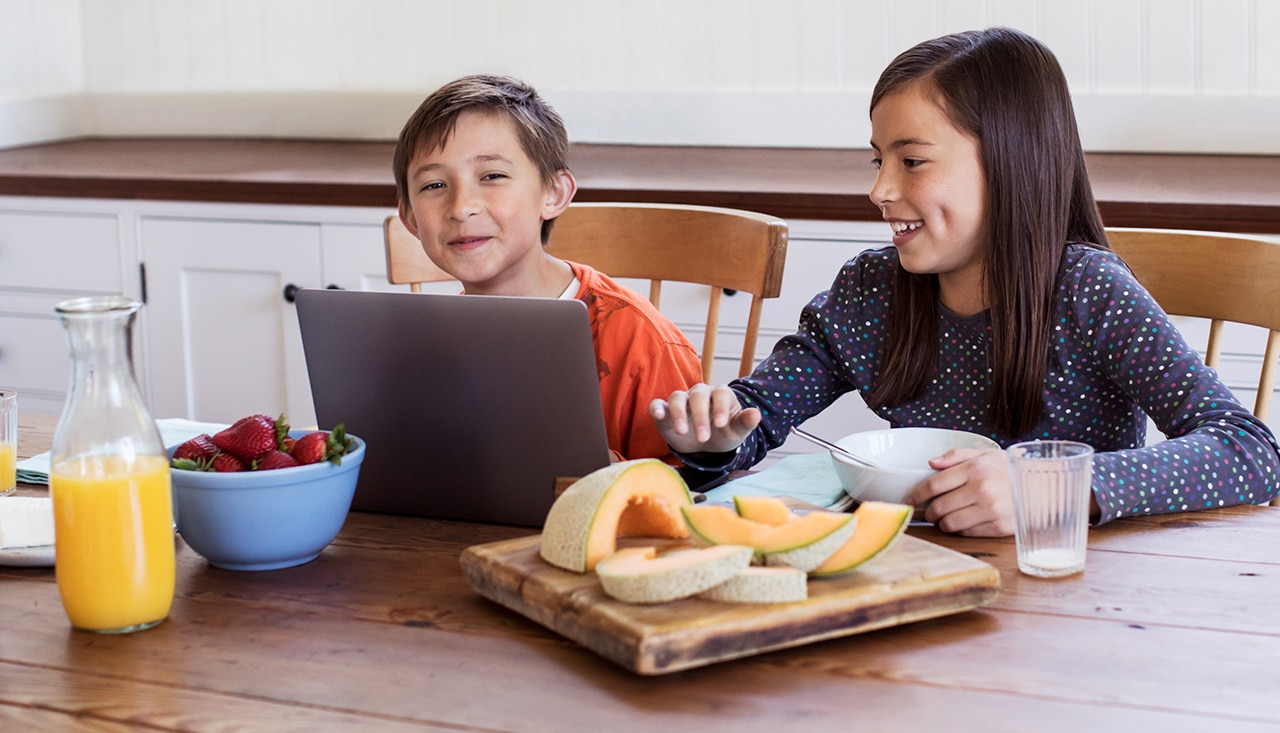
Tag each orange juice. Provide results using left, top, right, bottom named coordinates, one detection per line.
left=50, top=454, right=174, bottom=633
left=0, top=442, right=15, bottom=494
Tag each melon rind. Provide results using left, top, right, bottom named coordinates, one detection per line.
left=699, top=566, right=808, bottom=604
left=682, top=504, right=856, bottom=569
left=539, top=459, right=693, bottom=573
left=760, top=514, right=857, bottom=572
left=596, top=545, right=753, bottom=604
left=809, top=501, right=912, bottom=577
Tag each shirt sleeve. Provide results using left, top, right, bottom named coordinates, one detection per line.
left=1072, top=251, right=1280, bottom=522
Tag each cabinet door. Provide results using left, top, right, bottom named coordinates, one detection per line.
left=320, top=222, right=414, bottom=293
left=141, top=217, right=322, bottom=426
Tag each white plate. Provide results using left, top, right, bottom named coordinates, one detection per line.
left=0, top=544, right=55, bottom=567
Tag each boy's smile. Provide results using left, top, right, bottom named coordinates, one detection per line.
left=869, top=81, right=988, bottom=315
left=399, top=110, right=575, bottom=296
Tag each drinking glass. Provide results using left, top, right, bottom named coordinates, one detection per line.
left=1007, top=440, right=1093, bottom=578
left=0, top=390, right=15, bottom=495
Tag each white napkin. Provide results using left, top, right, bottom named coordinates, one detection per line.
left=16, top=418, right=230, bottom=485
left=700, top=452, right=855, bottom=511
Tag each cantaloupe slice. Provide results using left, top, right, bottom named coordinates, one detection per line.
left=699, top=566, right=808, bottom=604
left=681, top=504, right=770, bottom=546
left=809, top=501, right=912, bottom=577
left=540, top=459, right=693, bottom=573
left=732, top=495, right=795, bottom=526
left=681, top=504, right=857, bottom=572
left=595, top=545, right=753, bottom=604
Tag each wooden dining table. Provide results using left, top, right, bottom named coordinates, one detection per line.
left=3, top=414, right=1279, bottom=732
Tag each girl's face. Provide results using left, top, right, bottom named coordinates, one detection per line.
left=869, top=82, right=988, bottom=314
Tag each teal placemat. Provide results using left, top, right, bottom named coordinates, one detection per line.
left=701, top=452, right=853, bottom=511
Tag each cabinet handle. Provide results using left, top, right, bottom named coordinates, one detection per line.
left=326, top=284, right=344, bottom=290
left=283, top=283, right=300, bottom=303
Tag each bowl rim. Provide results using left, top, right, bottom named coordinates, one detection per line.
left=830, top=427, right=999, bottom=473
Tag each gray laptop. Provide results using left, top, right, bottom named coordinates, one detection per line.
left=295, top=288, right=612, bottom=527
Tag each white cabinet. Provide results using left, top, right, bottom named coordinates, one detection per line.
left=141, top=217, right=323, bottom=426
left=0, top=205, right=139, bottom=415
left=139, top=208, right=403, bottom=427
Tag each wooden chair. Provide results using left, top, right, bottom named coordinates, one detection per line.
left=385, top=202, right=789, bottom=380
left=1108, top=228, right=1280, bottom=507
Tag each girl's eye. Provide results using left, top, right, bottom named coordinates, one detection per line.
left=903, top=158, right=924, bottom=168
left=420, top=181, right=445, bottom=192
left=481, top=172, right=508, bottom=181
left=870, top=158, right=882, bottom=170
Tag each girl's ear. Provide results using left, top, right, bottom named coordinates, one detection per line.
left=541, top=169, right=577, bottom=221
left=399, top=201, right=421, bottom=238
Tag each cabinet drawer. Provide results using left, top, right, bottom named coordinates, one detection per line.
left=0, top=211, right=124, bottom=292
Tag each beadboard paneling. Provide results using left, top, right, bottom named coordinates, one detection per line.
left=1, top=0, right=1278, bottom=153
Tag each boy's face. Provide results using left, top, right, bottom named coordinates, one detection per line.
left=399, top=110, right=574, bottom=296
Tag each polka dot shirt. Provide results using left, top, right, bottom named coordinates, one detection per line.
left=724, top=244, right=1280, bottom=524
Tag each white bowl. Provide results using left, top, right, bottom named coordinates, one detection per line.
left=830, top=427, right=1001, bottom=504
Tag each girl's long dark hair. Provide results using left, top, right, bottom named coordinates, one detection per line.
left=864, top=27, right=1108, bottom=437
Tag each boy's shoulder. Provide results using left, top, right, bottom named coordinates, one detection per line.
left=567, top=261, right=696, bottom=346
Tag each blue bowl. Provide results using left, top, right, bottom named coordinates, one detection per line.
left=169, top=430, right=365, bottom=571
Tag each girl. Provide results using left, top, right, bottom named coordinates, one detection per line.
left=650, top=27, right=1280, bottom=537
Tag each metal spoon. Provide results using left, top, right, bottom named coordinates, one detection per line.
left=789, top=425, right=882, bottom=469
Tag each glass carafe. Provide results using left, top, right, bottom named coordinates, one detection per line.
left=49, top=296, right=175, bottom=634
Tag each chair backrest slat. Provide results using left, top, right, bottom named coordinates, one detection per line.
left=1106, top=227, right=1280, bottom=421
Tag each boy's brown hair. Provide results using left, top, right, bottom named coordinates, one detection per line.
left=393, top=74, right=572, bottom=244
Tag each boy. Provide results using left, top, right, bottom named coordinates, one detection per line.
left=392, top=74, right=702, bottom=462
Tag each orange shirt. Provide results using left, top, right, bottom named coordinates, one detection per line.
left=567, top=262, right=703, bottom=462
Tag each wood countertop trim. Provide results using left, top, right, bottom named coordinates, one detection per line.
left=1, top=138, right=1278, bottom=233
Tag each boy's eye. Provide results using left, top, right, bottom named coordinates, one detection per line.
left=903, top=158, right=924, bottom=168
left=420, top=181, right=445, bottom=191
left=870, top=158, right=882, bottom=170
left=481, top=172, right=508, bottom=181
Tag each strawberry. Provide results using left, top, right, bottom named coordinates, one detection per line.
left=290, top=424, right=353, bottom=466
left=289, top=432, right=328, bottom=465
left=213, top=414, right=285, bottom=462
left=172, top=434, right=217, bottom=463
left=254, top=450, right=299, bottom=471
left=210, top=452, right=247, bottom=472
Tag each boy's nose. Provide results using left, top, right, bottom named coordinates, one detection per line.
left=448, top=186, right=481, bottom=219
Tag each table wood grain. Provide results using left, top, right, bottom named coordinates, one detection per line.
left=2, top=138, right=1279, bottom=233
left=4, top=415, right=1279, bottom=731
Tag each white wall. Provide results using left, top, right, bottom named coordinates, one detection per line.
left=1, top=0, right=1278, bottom=153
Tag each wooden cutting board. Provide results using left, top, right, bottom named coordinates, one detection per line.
left=460, top=533, right=1000, bottom=675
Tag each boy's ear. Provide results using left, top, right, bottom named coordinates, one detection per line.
left=399, top=201, right=421, bottom=238
left=541, top=169, right=577, bottom=221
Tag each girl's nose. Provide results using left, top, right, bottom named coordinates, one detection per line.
left=869, top=166, right=895, bottom=211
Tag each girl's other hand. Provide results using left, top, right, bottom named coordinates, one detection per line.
left=906, top=448, right=1014, bottom=537
left=649, top=383, right=761, bottom=455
